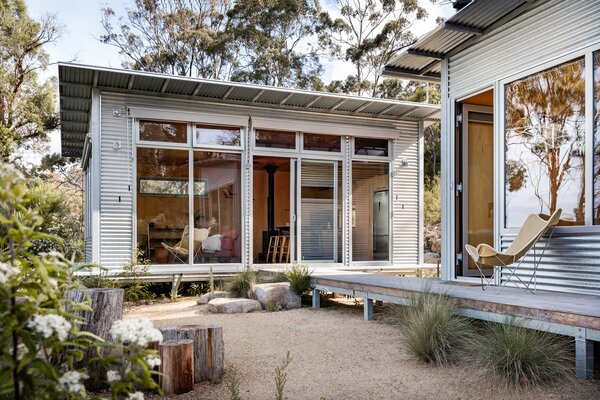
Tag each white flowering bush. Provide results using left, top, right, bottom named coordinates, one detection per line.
left=0, top=163, right=161, bottom=399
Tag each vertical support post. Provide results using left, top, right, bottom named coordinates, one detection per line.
left=575, top=328, right=594, bottom=380
left=364, top=296, right=373, bottom=321
left=312, top=289, right=320, bottom=308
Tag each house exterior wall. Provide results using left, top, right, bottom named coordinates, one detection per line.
left=95, top=91, right=422, bottom=273
left=441, top=0, right=600, bottom=294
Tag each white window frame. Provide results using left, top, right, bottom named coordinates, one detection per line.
left=499, top=41, right=600, bottom=235
left=351, top=137, right=392, bottom=162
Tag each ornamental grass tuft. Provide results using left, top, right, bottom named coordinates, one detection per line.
left=226, top=268, right=257, bottom=298
left=284, top=264, right=312, bottom=296
left=392, top=289, right=474, bottom=365
left=472, top=319, right=572, bottom=386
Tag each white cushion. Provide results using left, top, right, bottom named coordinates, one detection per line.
left=202, top=234, right=222, bottom=253
left=194, top=228, right=210, bottom=243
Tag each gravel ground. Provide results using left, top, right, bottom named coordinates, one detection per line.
left=126, top=299, right=600, bottom=400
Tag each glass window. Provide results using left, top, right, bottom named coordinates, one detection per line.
left=195, top=124, right=241, bottom=147
left=594, top=51, right=600, bottom=224
left=303, top=133, right=341, bottom=152
left=505, top=58, right=585, bottom=227
left=255, top=129, right=296, bottom=149
left=352, top=162, right=389, bottom=261
left=136, top=148, right=189, bottom=264
left=354, top=137, right=389, bottom=157
left=139, top=120, right=188, bottom=143
left=193, top=152, right=242, bottom=264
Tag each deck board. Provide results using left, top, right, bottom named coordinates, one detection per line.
left=311, top=272, right=600, bottom=331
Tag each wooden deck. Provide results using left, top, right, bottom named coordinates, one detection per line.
left=310, top=271, right=599, bottom=379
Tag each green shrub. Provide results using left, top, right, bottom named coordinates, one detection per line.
left=226, top=268, right=257, bottom=298
left=472, top=319, right=572, bottom=386
left=285, top=264, right=312, bottom=296
left=392, top=290, right=473, bottom=365
left=424, top=175, right=441, bottom=224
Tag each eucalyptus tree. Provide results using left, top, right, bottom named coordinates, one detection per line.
left=323, top=0, right=426, bottom=97
left=0, top=0, right=61, bottom=162
left=227, top=0, right=326, bottom=89
left=100, top=0, right=238, bottom=79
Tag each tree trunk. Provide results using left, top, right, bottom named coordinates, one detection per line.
left=160, top=323, right=224, bottom=383
left=159, top=339, right=194, bottom=395
left=65, top=288, right=124, bottom=390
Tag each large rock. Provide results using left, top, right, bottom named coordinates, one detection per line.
left=254, top=282, right=301, bottom=310
left=208, top=298, right=261, bottom=314
left=197, top=291, right=229, bottom=305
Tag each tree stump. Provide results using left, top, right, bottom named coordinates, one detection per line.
left=160, top=323, right=224, bottom=383
left=159, top=339, right=194, bottom=395
left=65, top=288, right=124, bottom=389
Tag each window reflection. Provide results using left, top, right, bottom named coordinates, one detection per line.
left=505, top=58, right=585, bottom=227
left=255, top=129, right=296, bottom=149
left=303, top=133, right=341, bottom=152
left=139, top=120, right=187, bottom=143
left=355, top=137, right=389, bottom=157
left=196, top=124, right=241, bottom=147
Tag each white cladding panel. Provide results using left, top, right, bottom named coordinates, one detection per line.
left=392, top=121, right=420, bottom=264
left=100, top=94, right=133, bottom=267
left=447, top=0, right=600, bottom=98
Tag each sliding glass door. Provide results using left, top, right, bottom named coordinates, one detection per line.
left=299, top=160, right=340, bottom=262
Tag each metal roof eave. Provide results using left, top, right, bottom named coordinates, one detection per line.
left=382, top=0, right=538, bottom=82
left=59, top=63, right=440, bottom=157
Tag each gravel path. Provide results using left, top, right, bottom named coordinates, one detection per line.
left=126, top=299, right=599, bottom=400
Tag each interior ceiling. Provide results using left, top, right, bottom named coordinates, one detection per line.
left=253, top=156, right=291, bottom=171
left=462, top=89, right=494, bottom=107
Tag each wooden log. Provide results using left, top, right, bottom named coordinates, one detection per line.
left=159, top=339, right=194, bottom=395
left=160, top=323, right=224, bottom=383
left=65, top=288, right=124, bottom=389
left=182, top=323, right=224, bottom=383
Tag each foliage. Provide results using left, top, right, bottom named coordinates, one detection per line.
left=225, top=366, right=242, bottom=400
left=118, top=248, right=154, bottom=303
left=284, top=264, right=312, bottom=296
left=187, top=281, right=209, bottom=297
left=274, top=351, right=291, bottom=400
left=424, top=174, right=441, bottom=225
left=392, top=289, right=473, bottom=365
left=100, top=0, right=237, bottom=79
left=226, top=268, right=257, bottom=299
left=472, top=319, right=572, bottom=386
left=227, top=0, right=325, bottom=90
left=322, top=0, right=426, bottom=97
left=0, top=162, right=160, bottom=399
left=0, top=0, right=61, bottom=162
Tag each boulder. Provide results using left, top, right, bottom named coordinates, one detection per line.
left=197, top=291, right=229, bottom=305
left=208, top=298, right=261, bottom=314
left=254, top=282, right=301, bottom=310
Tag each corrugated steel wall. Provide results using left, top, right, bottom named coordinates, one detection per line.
left=448, top=0, right=600, bottom=98
left=447, top=0, right=600, bottom=295
left=99, top=94, right=134, bottom=267
left=96, top=92, right=422, bottom=269
left=392, top=121, right=420, bottom=265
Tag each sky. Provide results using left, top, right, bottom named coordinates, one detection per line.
left=24, top=0, right=456, bottom=155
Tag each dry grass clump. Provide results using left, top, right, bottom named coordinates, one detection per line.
left=284, top=264, right=312, bottom=296
left=471, top=319, right=572, bottom=386
left=392, top=290, right=474, bottom=365
left=226, top=269, right=257, bottom=298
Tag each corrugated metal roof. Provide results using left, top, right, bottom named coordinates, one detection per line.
left=59, top=63, right=440, bottom=157
left=383, top=0, right=534, bottom=82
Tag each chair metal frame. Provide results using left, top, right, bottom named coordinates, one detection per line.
left=471, top=225, right=556, bottom=294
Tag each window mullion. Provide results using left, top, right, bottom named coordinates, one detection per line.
left=585, top=51, right=594, bottom=226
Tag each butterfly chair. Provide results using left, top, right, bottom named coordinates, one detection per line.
left=465, top=208, right=561, bottom=294
left=162, top=226, right=210, bottom=264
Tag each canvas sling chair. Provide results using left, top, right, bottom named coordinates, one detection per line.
left=465, top=208, right=562, bottom=294
left=162, top=226, right=210, bottom=263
